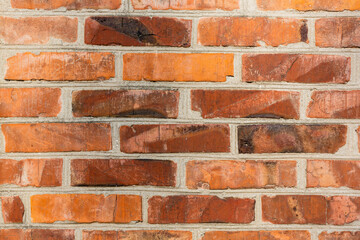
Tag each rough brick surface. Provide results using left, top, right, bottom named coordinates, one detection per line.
left=242, top=54, right=351, bottom=84
left=83, top=230, right=192, bottom=240
left=307, top=160, right=360, bottom=189
left=186, top=160, right=297, bottom=189
left=31, top=194, right=142, bottom=223
left=1, top=196, right=24, bottom=223
left=123, top=53, right=234, bottom=82
left=71, top=159, right=176, bottom=186
left=198, top=17, right=308, bottom=47
left=11, top=0, right=121, bottom=9
left=120, top=124, right=230, bottom=153
left=319, top=231, right=360, bottom=240
left=0, top=17, right=77, bottom=44
left=257, top=0, right=360, bottom=11
left=316, top=18, right=360, bottom=48
left=202, top=231, right=311, bottom=240
left=148, top=195, right=255, bottom=223
left=0, top=88, right=61, bottom=117
left=327, top=196, right=360, bottom=225
left=0, top=229, right=75, bottom=240
left=238, top=125, right=347, bottom=154
left=2, top=123, right=112, bottom=152
left=85, top=17, right=191, bottom=47
left=5, top=52, right=115, bottom=81
left=0, top=159, right=62, bottom=187
left=131, top=0, right=239, bottom=10
left=72, top=90, right=179, bottom=118
left=191, top=90, right=300, bottom=119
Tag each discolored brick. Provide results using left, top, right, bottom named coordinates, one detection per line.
left=191, top=90, right=300, bottom=119
left=1, top=196, right=24, bottom=223
left=72, top=90, right=179, bottom=118
left=123, top=53, right=234, bottom=82
left=83, top=230, right=192, bottom=240
left=319, top=231, right=360, bottom=240
left=198, top=17, right=308, bottom=47
left=148, top=195, right=255, bottom=224
left=120, top=124, right=230, bottom=153
left=0, top=229, right=75, bottom=240
left=201, top=231, right=311, bottom=240
left=131, top=0, right=239, bottom=10
left=257, top=0, right=360, bottom=11
left=186, top=160, right=297, bottom=189
left=31, top=194, right=142, bottom=223
left=5, top=52, right=115, bottom=81
left=327, top=196, right=360, bottom=225
left=11, top=0, right=121, bottom=9
left=0, top=88, right=61, bottom=117
left=242, top=54, right=350, bottom=84
left=238, top=125, right=347, bottom=154
left=85, top=17, right=191, bottom=47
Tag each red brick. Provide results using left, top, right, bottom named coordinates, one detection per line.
left=1, top=123, right=111, bottom=153
left=123, top=53, right=234, bottom=82
left=198, top=17, right=308, bottom=47
left=5, top=52, right=115, bottom=81
left=307, top=160, right=360, bottom=190
left=0, top=17, right=77, bottom=44
left=71, top=159, right=176, bottom=187
left=238, top=125, right=347, bottom=154
left=72, top=90, right=179, bottom=118
left=1, top=196, right=24, bottom=223
left=327, top=196, right=360, bottom=225
left=319, top=231, right=360, bottom=240
left=0, top=159, right=62, bottom=187
left=0, top=229, right=75, bottom=240
left=262, top=195, right=327, bottom=224
left=120, top=124, right=230, bottom=153
left=0, top=88, right=61, bottom=117
left=85, top=17, right=191, bottom=47
left=242, top=54, right=350, bottom=84
left=257, top=0, right=360, bottom=11
left=191, top=90, right=300, bottom=119
left=31, top=194, right=142, bottom=223
left=307, top=91, right=360, bottom=119
left=148, top=195, right=255, bottom=224
left=186, top=160, right=297, bottom=189
left=11, top=0, right=121, bottom=9
left=316, top=18, right=360, bottom=48
left=131, top=0, right=239, bottom=10
left=83, top=230, right=192, bottom=240
left=201, top=231, right=311, bottom=240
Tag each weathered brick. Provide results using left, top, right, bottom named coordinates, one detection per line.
left=131, top=0, right=239, bottom=10
left=0, top=88, right=61, bottom=117
left=0, top=17, right=77, bottom=44
left=262, top=195, right=327, bottom=224
left=72, top=90, right=179, bottom=118
left=307, top=91, right=360, bottom=119
left=186, top=160, right=297, bottom=189
left=242, top=54, right=350, bottom=84
left=31, top=194, right=142, bottom=223
left=148, top=195, right=255, bottom=224
left=201, top=231, right=311, bottom=240
left=327, top=196, right=360, bottom=225
left=85, top=17, right=191, bottom=47
left=319, top=231, right=360, bottom=240
left=0, top=159, right=62, bottom=187
left=120, top=124, right=230, bottom=153
left=83, top=230, right=192, bottom=240
left=257, top=0, right=360, bottom=11
left=11, top=0, right=121, bottom=9
left=198, top=17, right=308, bottom=47
left=316, top=18, right=360, bottom=48
left=307, top=160, right=360, bottom=189
left=1, top=196, right=24, bottom=223
left=238, top=125, right=347, bottom=154
left=191, top=90, right=300, bottom=119
left=5, top=52, right=115, bottom=81
left=2, top=123, right=111, bottom=153
left=123, top=53, right=234, bottom=82
left=71, top=159, right=176, bottom=187
left=0, top=229, right=75, bottom=240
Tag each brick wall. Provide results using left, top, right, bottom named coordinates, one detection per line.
left=0, top=0, right=360, bottom=239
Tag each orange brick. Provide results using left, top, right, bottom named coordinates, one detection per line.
left=202, top=231, right=311, bottom=240
left=257, top=0, right=360, bottom=11
left=1, top=196, right=24, bottom=223
left=11, top=0, right=121, bottom=9
left=319, top=231, right=360, bottom=240
left=131, top=0, right=239, bottom=10
left=123, top=53, right=233, bottom=82
left=83, top=230, right=192, bottom=240
left=0, top=229, right=75, bottom=240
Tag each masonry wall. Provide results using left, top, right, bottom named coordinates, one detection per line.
left=0, top=0, right=360, bottom=239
